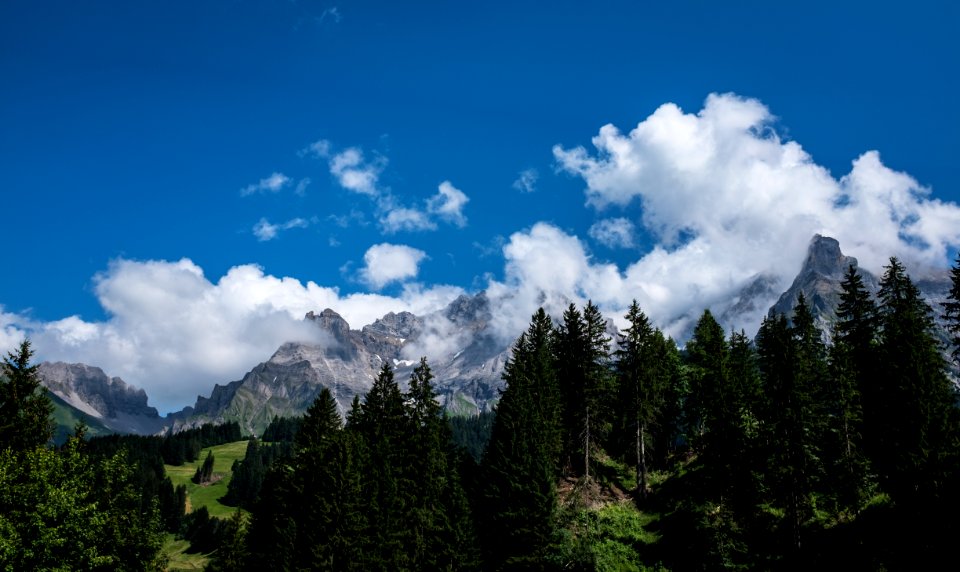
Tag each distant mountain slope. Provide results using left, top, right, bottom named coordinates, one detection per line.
left=49, top=391, right=114, bottom=444
left=38, top=362, right=168, bottom=435
left=769, top=235, right=952, bottom=342
left=42, top=234, right=957, bottom=437
left=170, top=293, right=509, bottom=436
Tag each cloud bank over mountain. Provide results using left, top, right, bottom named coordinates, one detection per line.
left=4, top=94, right=959, bottom=413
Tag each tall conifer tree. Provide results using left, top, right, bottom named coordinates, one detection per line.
left=0, top=339, right=54, bottom=451
left=826, top=265, right=877, bottom=513
left=614, top=301, right=664, bottom=498
left=479, top=308, right=561, bottom=570
left=944, top=253, right=960, bottom=364
left=872, top=257, right=956, bottom=508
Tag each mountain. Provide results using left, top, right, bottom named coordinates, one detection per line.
left=170, top=293, right=509, bottom=436
left=769, top=235, right=953, bottom=349
left=49, top=392, right=114, bottom=444
left=38, top=234, right=956, bottom=437
left=37, top=362, right=167, bottom=435
left=768, top=235, right=879, bottom=334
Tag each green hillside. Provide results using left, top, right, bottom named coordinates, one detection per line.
left=162, top=534, right=209, bottom=571
left=49, top=392, right=113, bottom=444
left=164, top=440, right=249, bottom=519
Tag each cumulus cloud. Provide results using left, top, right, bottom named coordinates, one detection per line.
left=554, top=93, right=960, bottom=275
left=512, top=168, right=539, bottom=193
left=427, top=181, right=469, bottom=227
left=252, top=217, right=310, bottom=241
left=477, top=91, right=960, bottom=338
left=0, top=308, right=26, bottom=351
left=1, top=259, right=462, bottom=414
left=359, top=243, right=428, bottom=289
left=240, top=172, right=291, bottom=196
left=589, top=217, right=636, bottom=249
left=15, top=93, right=958, bottom=414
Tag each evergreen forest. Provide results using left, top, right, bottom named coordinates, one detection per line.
left=2, top=256, right=960, bottom=570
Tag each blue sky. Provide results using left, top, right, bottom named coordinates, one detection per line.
left=2, top=1, right=958, bottom=412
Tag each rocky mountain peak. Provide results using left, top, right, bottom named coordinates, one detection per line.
left=804, top=234, right=853, bottom=281
left=445, top=292, right=491, bottom=325
left=38, top=362, right=166, bottom=434
left=770, top=235, right=869, bottom=323
left=306, top=308, right=352, bottom=339
left=362, top=311, right=422, bottom=339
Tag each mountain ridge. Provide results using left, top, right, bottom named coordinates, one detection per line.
left=38, top=235, right=957, bottom=436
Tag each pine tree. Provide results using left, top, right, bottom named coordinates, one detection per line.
left=685, top=310, right=728, bottom=457
left=556, top=303, right=586, bottom=473
left=295, top=386, right=342, bottom=453
left=614, top=300, right=664, bottom=498
left=192, top=450, right=216, bottom=484
left=0, top=339, right=54, bottom=451
left=246, top=386, right=362, bottom=571
left=555, top=301, right=611, bottom=478
left=871, top=257, right=957, bottom=508
left=350, top=363, right=416, bottom=570
left=405, top=357, right=479, bottom=570
left=724, top=329, right=763, bottom=516
left=581, top=301, right=612, bottom=480
left=944, top=253, right=960, bottom=364
left=825, top=265, right=876, bottom=514
left=479, top=308, right=561, bottom=570
left=266, top=386, right=364, bottom=570
left=206, top=509, right=249, bottom=572
left=245, top=462, right=298, bottom=571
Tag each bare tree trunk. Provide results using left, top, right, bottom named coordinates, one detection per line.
left=638, top=418, right=648, bottom=499
left=584, top=405, right=590, bottom=480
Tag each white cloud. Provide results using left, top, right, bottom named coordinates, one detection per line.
left=589, top=217, right=636, bottom=249
left=300, top=139, right=331, bottom=158
left=253, top=217, right=310, bottom=241
left=240, top=172, right=291, bottom=196
left=379, top=181, right=470, bottom=233
left=427, top=181, right=469, bottom=227
left=359, top=243, right=428, bottom=289
left=512, top=168, right=539, bottom=193
left=5, top=258, right=461, bottom=414
left=307, top=140, right=469, bottom=233
left=380, top=207, right=437, bottom=233
left=495, top=91, right=960, bottom=338
left=328, top=147, right=385, bottom=197
left=401, top=312, right=471, bottom=362
left=16, top=93, right=959, bottom=415
left=0, top=308, right=26, bottom=352
left=554, top=93, right=960, bottom=275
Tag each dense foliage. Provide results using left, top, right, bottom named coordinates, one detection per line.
left=0, top=341, right=166, bottom=570
left=4, top=255, right=960, bottom=570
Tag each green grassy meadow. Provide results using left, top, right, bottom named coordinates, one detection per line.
left=162, top=534, right=210, bottom=571
left=164, top=440, right=249, bottom=519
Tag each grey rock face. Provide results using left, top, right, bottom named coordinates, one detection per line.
left=37, top=362, right=167, bottom=434
left=172, top=294, right=509, bottom=435
left=767, top=235, right=953, bottom=349
left=769, top=235, right=877, bottom=332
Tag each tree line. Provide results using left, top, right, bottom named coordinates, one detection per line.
left=211, top=256, right=960, bottom=570
left=2, top=254, right=960, bottom=570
